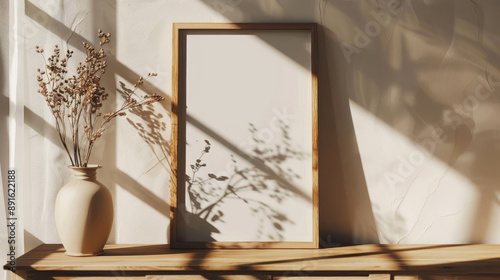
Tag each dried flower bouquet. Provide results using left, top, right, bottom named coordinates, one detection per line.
left=35, top=29, right=163, bottom=167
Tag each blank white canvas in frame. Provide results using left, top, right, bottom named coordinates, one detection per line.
left=178, top=29, right=314, bottom=243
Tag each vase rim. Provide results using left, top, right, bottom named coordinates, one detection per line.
left=68, top=164, right=102, bottom=170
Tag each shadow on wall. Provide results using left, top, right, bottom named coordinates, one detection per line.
left=0, top=62, right=9, bottom=204
left=179, top=123, right=305, bottom=242
left=197, top=0, right=379, bottom=245
left=24, top=0, right=173, bottom=245
left=198, top=0, right=500, bottom=244
left=0, top=0, right=9, bottom=208
left=120, top=82, right=171, bottom=172
left=26, top=0, right=325, bottom=246
left=27, top=0, right=380, bottom=246
left=27, top=0, right=500, bottom=247
left=91, top=0, right=119, bottom=244
left=321, top=0, right=500, bottom=243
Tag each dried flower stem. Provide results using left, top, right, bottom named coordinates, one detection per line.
left=36, top=30, right=164, bottom=167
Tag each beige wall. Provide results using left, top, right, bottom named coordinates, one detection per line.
left=324, top=0, right=500, bottom=243
left=1, top=2, right=10, bottom=280
left=1, top=1, right=9, bottom=187
left=4, top=0, right=500, bottom=251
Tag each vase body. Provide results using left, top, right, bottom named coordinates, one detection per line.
left=55, top=165, right=113, bottom=256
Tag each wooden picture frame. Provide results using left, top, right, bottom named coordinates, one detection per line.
left=170, top=23, right=318, bottom=248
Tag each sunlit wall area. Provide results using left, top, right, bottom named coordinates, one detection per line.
left=3, top=0, right=500, bottom=255
left=322, top=0, right=500, bottom=243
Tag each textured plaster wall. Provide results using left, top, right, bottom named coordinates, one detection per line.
left=4, top=0, right=500, bottom=252
left=327, top=0, right=500, bottom=244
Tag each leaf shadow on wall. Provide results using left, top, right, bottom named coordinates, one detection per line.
left=26, top=0, right=318, bottom=246
left=119, top=81, right=171, bottom=172
left=321, top=0, right=500, bottom=243
left=179, top=122, right=304, bottom=242
left=27, top=0, right=375, bottom=247
left=198, top=0, right=500, bottom=245
left=113, top=82, right=171, bottom=217
left=196, top=0, right=379, bottom=245
left=24, top=0, right=172, bottom=244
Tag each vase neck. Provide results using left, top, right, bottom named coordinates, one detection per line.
left=70, top=166, right=101, bottom=180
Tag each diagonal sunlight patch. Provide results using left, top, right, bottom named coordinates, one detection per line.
left=349, top=100, right=481, bottom=243
left=187, top=114, right=312, bottom=203
left=25, top=1, right=171, bottom=111
left=196, top=1, right=315, bottom=72
left=26, top=1, right=314, bottom=198
left=24, top=106, right=169, bottom=217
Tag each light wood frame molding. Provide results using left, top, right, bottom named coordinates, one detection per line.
left=170, top=22, right=318, bottom=248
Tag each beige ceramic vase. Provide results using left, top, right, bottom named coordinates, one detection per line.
left=55, top=165, right=113, bottom=256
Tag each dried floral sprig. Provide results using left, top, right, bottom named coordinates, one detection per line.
left=36, top=29, right=164, bottom=167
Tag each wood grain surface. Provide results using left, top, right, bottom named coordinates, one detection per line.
left=6, top=244, right=500, bottom=275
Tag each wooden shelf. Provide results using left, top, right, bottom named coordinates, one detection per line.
left=6, top=244, right=500, bottom=279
